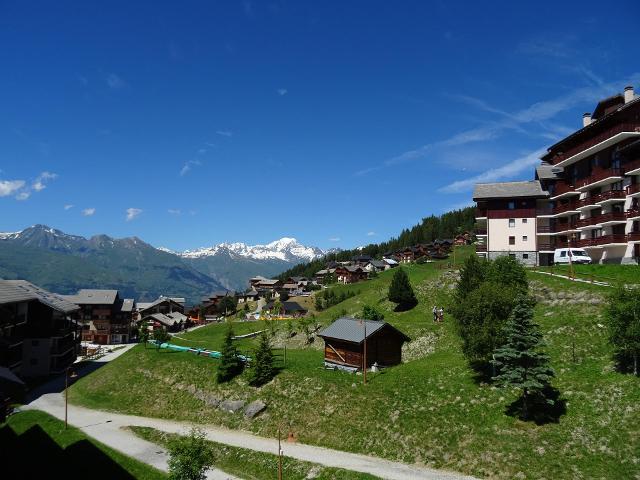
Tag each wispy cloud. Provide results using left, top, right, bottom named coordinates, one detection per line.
left=329, top=237, right=341, bottom=242
left=277, top=88, right=288, bottom=96
left=15, top=191, right=30, bottom=201
left=106, top=73, right=125, bottom=89
left=366, top=231, right=376, bottom=236
left=168, top=209, right=181, bottom=215
left=0, top=180, right=26, bottom=197
left=180, top=159, right=202, bottom=176
left=126, top=208, right=142, bottom=221
left=32, top=171, right=57, bottom=192
left=64, top=204, right=74, bottom=210
left=358, top=72, right=640, bottom=177
left=439, top=148, right=547, bottom=194
left=215, top=130, right=233, bottom=137
left=82, top=208, right=96, bottom=216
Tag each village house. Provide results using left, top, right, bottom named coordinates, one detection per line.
left=238, top=289, right=259, bottom=303
left=318, top=317, right=410, bottom=371
left=61, top=289, right=134, bottom=345
left=265, top=300, right=308, bottom=317
left=136, top=296, right=185, bottom=318
left=0, top=280, right=80, bottom=378
left=142, top=311, right=188, bottom=332
left=363, top=259, right=388, bottom=274
left=352, top=254, right=373, bottom=266
left=334, top=265, right=367, bottom=284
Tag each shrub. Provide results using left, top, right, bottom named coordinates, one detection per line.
left=167, top=428, right=213, bottom=480
left=605, top=286, right=640, bottom=375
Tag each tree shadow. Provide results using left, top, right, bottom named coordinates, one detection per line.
left=612, top=352, right=639, bottom=375
left=393, top=301, right=418, bottom=312
left=505, top=385, right=567, bottom=425
left=468, top=360, right=496, bottom=385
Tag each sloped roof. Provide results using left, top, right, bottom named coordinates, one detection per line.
left=536, top=163, right=562, bottom=180
left=369, top=260, right=387, bottom=268
left=1, top=280, right=79, bottom=313
left=64, top=289, right=119, bottom=305
left=318, top=317, right=410, bottom=344
left=282, top=283, right=299, bottom=289
left=143, top=312, right=180, bottom=326
left=473, top=181, right=549, bottom=200
left=0, top=281, right=39, bottom=305
left=120, top=299, right=135, bottom=312
left=138, top=296, right=183, bottom=312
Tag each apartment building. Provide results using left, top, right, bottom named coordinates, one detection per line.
left=62, top=289, right=135, bottom=345
left=0, top=280, right=80, bottom=378
left=475, top=85, right=640, bottom=265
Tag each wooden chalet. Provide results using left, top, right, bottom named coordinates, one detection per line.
left=265, top=300, right=308, bottom=317
left=334, top=265, right=367, bottom=284
left=318, top=317, right=410, bottom=371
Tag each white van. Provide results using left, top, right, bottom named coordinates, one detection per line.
left=553, top=248, right=592, bottom=265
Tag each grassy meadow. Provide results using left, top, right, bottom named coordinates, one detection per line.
left=68, top=249, right=640, bottom=479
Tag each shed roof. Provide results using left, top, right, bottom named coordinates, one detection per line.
left=472, top=181, right=549, bottom=200
left=120, top=299, right=135, bottom=312
left=0, top=280, right=39, bottom=305
left=1, top=280, right=79, bottom=313
left=535, top=163, right=562, bottom=180
left=318, top=317, right=410, bottom=344
left=143, top=312, right=180, bottom=326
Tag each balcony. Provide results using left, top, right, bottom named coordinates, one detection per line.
left=577, top=212, right=627, bottom=229
left=575, top=167, right=624, bottom=191
left=537, top=225, right=552, bottom=234
left=475, top=229, right=487, bottom=236
left=552, top=222, right=579, bottom=234
left=553, top=123, right=640, bottom=168
left=578, top=234, right=629, bottom=248
left=628, top=232, right=640, bottom=243
left=624, top=157, right=640, bottom=175
left=627, top=207, right=640, bottom=221
left=475, top=244, right=487, bottom=252
left=550, top=182, right=580, bottom=200
left=627, top=183, right=640, bottom=197
left=577, top=190, right=626, bottom=210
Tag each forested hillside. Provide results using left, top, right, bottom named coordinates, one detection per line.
left=279, top=207, right=475, bottom=280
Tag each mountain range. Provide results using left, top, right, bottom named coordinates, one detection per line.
left=0, top=225, right=328, bottom=303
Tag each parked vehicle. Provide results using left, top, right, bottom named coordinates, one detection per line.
left=553, top=248, right=592, bottom=265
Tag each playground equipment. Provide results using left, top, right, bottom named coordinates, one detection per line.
left=150, top=340, right=250, bottom=362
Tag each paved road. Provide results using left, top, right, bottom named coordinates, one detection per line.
left=27, top=393, right=477, bottom=480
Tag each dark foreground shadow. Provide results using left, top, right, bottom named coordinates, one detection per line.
left=0, top=424, right=135, bottom=479
left=393, top=300, right=418, bottom=312
left=505, top=385, right=567, bottom=425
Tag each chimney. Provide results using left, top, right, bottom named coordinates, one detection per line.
left=582, top=112, right=592, bottom=127
left=624, top=85, right=635, bottom=104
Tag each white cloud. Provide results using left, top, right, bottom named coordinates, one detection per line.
left=64, top=204, right=74, bottom=210
left=82, top=208, right=96, bottom=216
left=168, top=209, right=181, bottom=215
left=180, top=159, right=202, bottom=176
left=277, top=88, right=288, bottom=96
left=32, top=171, right=58, bottom=192
left=366, top=231, right=376, bottom=236
left=106, top=73, right=125, bottom=89
left=126, top=208, right=142, bottom=221
left=215, top=130, right=233, bottom=137
left=0, top=180, right=26, bottom=197
left=15, top=191, right=30, bottom=201
left=329, top=237, right=341, bottom=242
left=439, top=148, right=547, bottom=194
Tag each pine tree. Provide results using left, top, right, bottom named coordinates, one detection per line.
left=388, top=268, right=417, bottom=310
left=455, top=254, right=487, bottom=300
left=217, top=326, right=244, bottom=383
left=492, top=295, right=555, bottom=420
left=249, top=330, right=275, bottom=387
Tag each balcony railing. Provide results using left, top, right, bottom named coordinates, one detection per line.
left=627, top=207, right=640, bottom=219
left=576, top=190, right=626, bottom=208
left=553, top=123, right=640, bottom=163
left=550, top=182, right=578, bottom=198
left=576, top=212, right=626, bottom=228
left=628, top=232, right=640, bottom=242
left=553, top=221, right=579, bottom=232
left=623, top=157, right=640, bottom=174
left=475, top=229, right=487, bottom=235
left=577, top=234, right=629, bottom=247
left=475, top=244, right=487, bottom=252
left=627, top=184, right=640, bottom=195
left=537, top=225, right=551, bottom=233
left=575, top=167, right=624, bottom=189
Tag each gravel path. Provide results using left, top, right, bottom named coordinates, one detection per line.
left=27, top=392, right=477, bottom=480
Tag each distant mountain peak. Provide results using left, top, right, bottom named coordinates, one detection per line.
left=177, top=237, right=325, bottom=263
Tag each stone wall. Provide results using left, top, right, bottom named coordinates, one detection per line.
left=488, top=250, right=538, bottom=266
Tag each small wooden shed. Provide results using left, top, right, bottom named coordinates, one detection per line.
left=318, top=318, right=410, bottom=371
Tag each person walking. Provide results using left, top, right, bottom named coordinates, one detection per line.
left=438, top=306, right=445, bottom=322
left=432, top=305, right=438, bottom=323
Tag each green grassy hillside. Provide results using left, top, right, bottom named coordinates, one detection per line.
left=68, top=250, right=640, bottom=479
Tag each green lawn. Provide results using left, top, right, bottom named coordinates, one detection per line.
left=537, top=263, right=640, bottom=286
left=131, top=426, right=380, bottom=480
left=68, top=252, right=640, bottom=479
left=2, top=410, right=166, bottom=479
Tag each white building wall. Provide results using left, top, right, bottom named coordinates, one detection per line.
left=487, top=217, right=537, bottom=252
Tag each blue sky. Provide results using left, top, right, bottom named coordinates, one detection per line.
left=1, top=1, right=639, bottom=251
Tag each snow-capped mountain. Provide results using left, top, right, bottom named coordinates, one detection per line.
left=178, top=237, right=325, bottom=263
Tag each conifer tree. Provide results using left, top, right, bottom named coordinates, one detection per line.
left=388, top=268, right=417, bottom=310
left=605, top=286, right=640, bottom=375
left=249, top=330, right=275, bottom=387
left=217, top=326, right=243, bottom=383
left=455, top=254, right=487, bottom=300
left=492, top=295, right=555, bottom=420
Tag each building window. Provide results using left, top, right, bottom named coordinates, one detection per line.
left=509, top=236, right=515, bottom=245
left=522, top=218, right=528, bottom=224
left=522, top=236, right=528, bottom=242
left=508, top=201, right=515, bottom=210
left=509, top=219, right=515, bottom=228
left=509, top=253, right=516, bottom=258
left=523, top=253, right=529, bottom=259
